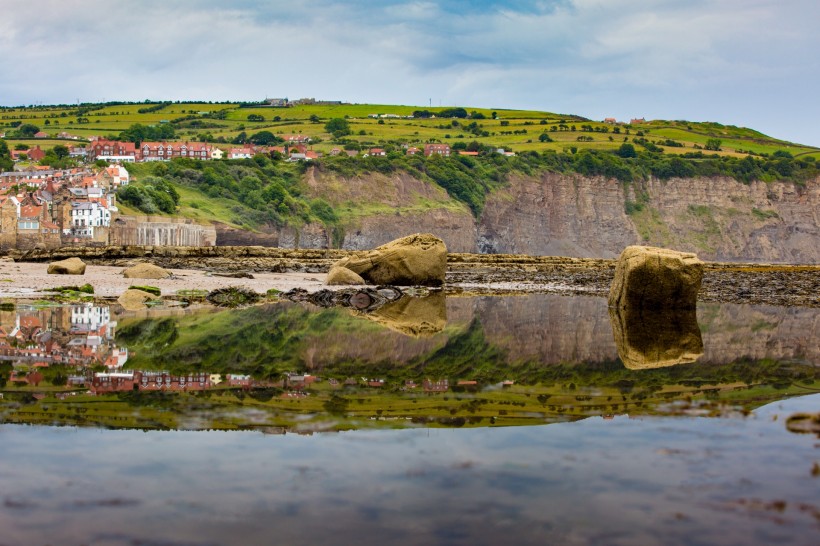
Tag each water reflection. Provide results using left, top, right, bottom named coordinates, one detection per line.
left=1, top=295, right=818, bottom=544
left=609, top=306, right=703, bottom=369
left=0, top=295, right=816, bottom=432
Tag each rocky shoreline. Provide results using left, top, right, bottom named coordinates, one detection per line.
left=4, top=246, right=820, bottom=307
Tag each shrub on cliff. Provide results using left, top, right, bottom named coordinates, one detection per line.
left=118, top=176, right=179, bottom=214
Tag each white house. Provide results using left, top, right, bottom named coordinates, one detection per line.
left=69, top=201, right=111, bottom=237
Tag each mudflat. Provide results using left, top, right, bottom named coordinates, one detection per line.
left=0, top=260, right=327, bottom=299
left=1, top=254, right=818, bottom=307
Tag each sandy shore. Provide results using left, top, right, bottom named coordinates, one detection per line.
left=0, top=260, right=328, bottom=299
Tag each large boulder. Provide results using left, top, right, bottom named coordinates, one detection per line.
left=123, top=263, right=171, bottom=280
left=326, top=265, right=365, bottom=286
left=608, top=246, right=703, bottom=310
left=328, top=233, right=447, bottom=286
left=47, top=257, right=86, bottom=275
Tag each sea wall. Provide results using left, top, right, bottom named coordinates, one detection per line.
left=110, top=215, right=216, bottom=247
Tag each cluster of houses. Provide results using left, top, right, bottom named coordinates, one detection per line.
left=0, top=164, right=127, bottom=250
left=82, top=137, right=463, bottom=163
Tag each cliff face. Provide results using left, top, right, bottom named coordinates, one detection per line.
left=479, top=173, right=820, bottom=262
left=219, top=168, right=820, bottom=263
left=478, top=173, right=638, bottom=257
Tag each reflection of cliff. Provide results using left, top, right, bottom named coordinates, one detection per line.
left=113, top=297, right=820, bottom=380
left=465, top=295, right=819, bottom=367
left=698, top=304, right=820, bottom=364
left=475, top=295, right=619, bottom=364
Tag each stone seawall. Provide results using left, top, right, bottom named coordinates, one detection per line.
left=110, top=215, right=217, bottom=247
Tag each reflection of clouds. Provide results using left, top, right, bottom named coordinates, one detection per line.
left=2, top=396, right=819, bottom=544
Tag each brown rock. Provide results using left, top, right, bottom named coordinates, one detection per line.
left=47, top=257, right=86, bottom=275
left=608, top=246, right=703, bottom=310
left=122, top=263, right=171, bottom=279
left=331, top=233, right=447, bottom=286
left=117, top=288, right=160, bottom=311
left=326, top=265, right=366, bottom=286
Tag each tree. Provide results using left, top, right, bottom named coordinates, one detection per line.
left=16, top=123, right=40, bottom=137
left=705, top=138, right=722, bottom=151
left=247, top=113, right=265, bottom=122
left=248, top=131, right=282, bottom=145
left=52, top=144, right=70, bottom=159
left=0, top=140, right=11, bottom=171
left=324, top=118, right=351, bottom=137
left=616, top=143, right=637, bottom=158
left=539, top=133, right=553, bottom=143
left=309, top=114, right=321, bottom=123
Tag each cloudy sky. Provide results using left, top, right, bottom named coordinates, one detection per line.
left=2, top=0, right=818, bottom=146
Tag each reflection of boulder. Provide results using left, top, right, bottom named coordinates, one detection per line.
left=286, top=287, right=402, bottom=311
left=117, top=288, right=160, bottom=311
left=609, top=306, right=703, bottom=369
left=328, top=233, right=446, bottom=286
left=785, top=413, right=820, bottom=437
left=357, top=292, right=447, bottom=338
left=609, top=246, right=702, bottom=310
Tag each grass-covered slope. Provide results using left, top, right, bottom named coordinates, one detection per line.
left=2, top=101, right=818, bottom=159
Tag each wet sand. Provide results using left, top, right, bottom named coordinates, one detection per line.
left=0, top=260, right=327, bottom=299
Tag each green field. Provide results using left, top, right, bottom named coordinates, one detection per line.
left=3, top=101, right=816, bottom=158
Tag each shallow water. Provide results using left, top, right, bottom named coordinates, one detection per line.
left=0, top=294, right=817, bottom=545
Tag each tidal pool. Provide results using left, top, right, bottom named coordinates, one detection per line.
left=0, top=294, right=817, bottom=545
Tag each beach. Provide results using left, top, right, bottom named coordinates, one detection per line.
left=0, top=259, right=327, bottom=299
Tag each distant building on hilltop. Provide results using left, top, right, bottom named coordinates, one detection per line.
left=424, top=143, right=450, bottom=157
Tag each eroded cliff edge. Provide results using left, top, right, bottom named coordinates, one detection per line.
left=216, top=169, right=820, bottom=263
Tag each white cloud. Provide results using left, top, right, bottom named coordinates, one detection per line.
left=0, top=0, right=818, bottom=145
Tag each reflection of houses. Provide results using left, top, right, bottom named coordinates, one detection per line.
left=0, top=305, right=122, bottom=370
left=226, top=374, right=252, bottom=388
left=91, top=371, right=212, bottom=394
left=138, top=371, right=211, bottom=391
left=423, top=378, right=449, bottom=392
left=284, top=373, right=315, bottom=389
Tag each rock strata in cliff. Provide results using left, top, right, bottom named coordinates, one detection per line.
left=479, top=173, right=819, bottom=263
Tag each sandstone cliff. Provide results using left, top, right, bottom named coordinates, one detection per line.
left=215, top=168, right=819, bottom=263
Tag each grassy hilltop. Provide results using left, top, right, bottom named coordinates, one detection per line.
left=2, top=100, right=818, bottom=158
left=2, top=101, right=819, bottom=234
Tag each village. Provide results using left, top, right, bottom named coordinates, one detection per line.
left=0, top=128, right=506, bottom=252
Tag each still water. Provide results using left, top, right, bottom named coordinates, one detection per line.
left=0, top=294, right=817, bottom=545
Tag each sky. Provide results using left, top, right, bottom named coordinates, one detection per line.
left=2, top=0, right=819, bottom=146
